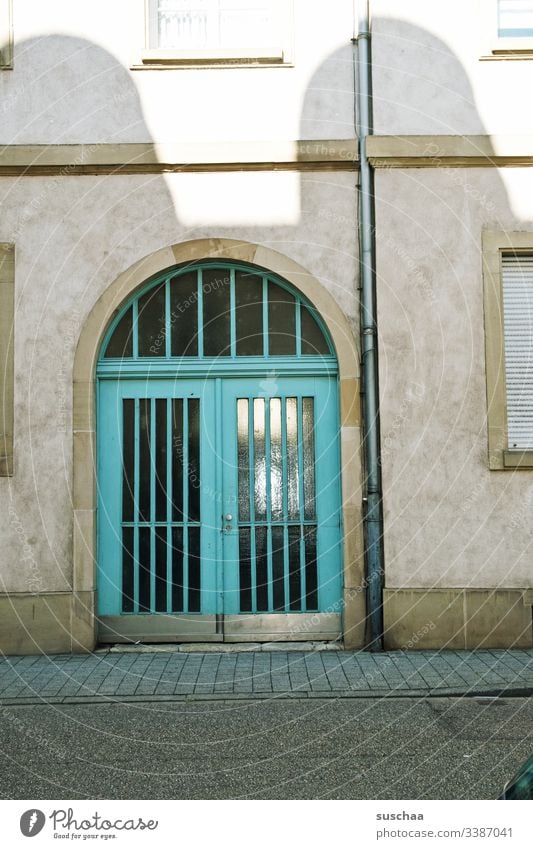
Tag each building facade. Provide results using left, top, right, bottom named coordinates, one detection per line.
left=0, top=0, right=532, bottom=653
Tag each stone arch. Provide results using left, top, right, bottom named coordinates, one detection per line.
left=72, top=239, right=364, bottom=649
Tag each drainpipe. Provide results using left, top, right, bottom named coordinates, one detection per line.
left=354, top=0, right=384, bottom=650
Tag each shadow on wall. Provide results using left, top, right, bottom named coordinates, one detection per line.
left=0, top=21, right=529, bottom=653
left=0, top=32, right=361, bottom=653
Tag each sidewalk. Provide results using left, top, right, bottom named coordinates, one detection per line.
left=1, top=648, right=533, bottom=704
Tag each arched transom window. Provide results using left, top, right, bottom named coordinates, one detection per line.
left=100, top=262, right=334, bottom=362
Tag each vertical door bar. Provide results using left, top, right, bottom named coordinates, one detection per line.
left=265, top=398, right=273, bottom=611
left=149, top=397, right=156, bottom=613
left=215, top=378, right=223, bottom=617
left=281, top=396, right=290, bottom=612
left=182, top=399, right=189, bottom=613
left=166, top=397, right=172, bottom=614
left=248, top=396, right=257, bottom=612
left=297, top=396, right=306, bottom=609
left=133, top=397, right=140, bottom=612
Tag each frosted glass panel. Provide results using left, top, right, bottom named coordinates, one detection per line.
left=237, top=399, right=250, bottom=521
left=270, top=398, right=282, bottom=521
left=286, top=397, right=299, bottom=519
left=303, top=397, right=316, bottom=520
left=253, top=398, right=266, bottom=521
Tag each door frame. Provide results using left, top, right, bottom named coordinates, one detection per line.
left=72, top=240, right=365, bottom=649
left=96, top=373, right=343, bottom=643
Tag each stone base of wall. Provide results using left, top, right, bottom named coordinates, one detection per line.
left=3, top=588, right=529, bottom=654
left=0, top=592, right=95, bottom=655
left=384, top=588, right=533, bottom=650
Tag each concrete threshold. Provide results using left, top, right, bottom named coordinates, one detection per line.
left=99, top=641, right=343, bottom=653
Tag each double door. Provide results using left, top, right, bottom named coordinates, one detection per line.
left=97, top=376, right=342, bottom=642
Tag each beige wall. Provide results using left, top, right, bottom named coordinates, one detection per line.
left=375, top=166, right=533, bottom=591
left=0, top=169, right=357, bottom=595
left=373, top=0, right=533, bottom=136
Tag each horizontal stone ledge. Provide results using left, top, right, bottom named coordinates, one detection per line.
left=0, top=140, right=359, bottom=174
left=5, top=136, right=533, bottom=173
left=368, top=134, right=533, bottom=167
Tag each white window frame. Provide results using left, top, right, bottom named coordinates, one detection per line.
left=139, top=0, right=294, bottom=67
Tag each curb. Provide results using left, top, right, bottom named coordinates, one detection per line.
left=0, top=686, right=531, bottom=706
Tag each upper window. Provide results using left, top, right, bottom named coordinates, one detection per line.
left=101, top=263, right=333, bottom=362
left=498, top=0, right=533, bottom=37
left=141, top=0, right=292, bottom=66
left=484, top=0, right=533, bottom=56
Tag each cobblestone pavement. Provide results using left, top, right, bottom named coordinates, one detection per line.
left=0, top=648, right=532, bottom=703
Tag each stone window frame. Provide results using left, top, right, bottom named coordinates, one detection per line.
left=0, top=243, right=14, bottom=476
left=133, top=0, right=294, bottom=69
left=483, top=230, right=533, bottom=469
left=0, top=0, right=13, bottom=70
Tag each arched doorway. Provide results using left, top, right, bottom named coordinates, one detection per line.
left=95, top=259, right=344, bottom=643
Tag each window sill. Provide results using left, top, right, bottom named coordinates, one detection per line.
left=480, top=51, right=533, bottom=60
left=480, top=38, right=533, bottom=60
left=133, top=47, right=288, bottom=69
left=503, top=450, right=533, bottom=468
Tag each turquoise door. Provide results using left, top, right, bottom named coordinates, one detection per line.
left=96, top=262, right=343, bottom=642
left=220, top=377, right=342, bottom=640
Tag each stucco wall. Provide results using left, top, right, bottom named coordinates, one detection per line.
left=0, top=169, right=357, bottom=594
left=373, top=0, right=533, bottom=136
left=1, top=0, right=356, bottom=144
left=376, top=166, right=533, bottom=589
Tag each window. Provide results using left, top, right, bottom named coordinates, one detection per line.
left=101, top=263, right=332, bottom=361
left=498, top=0, right=533, bottom=37
left=502, top=255, right=533, bottom=450
left=140, top=0, right=293, bottom=66
left=483, top=232, right=533, bottom=468
left=0, top=0, right=13, bottom=70
left=483, top=0, right=533, bottom=56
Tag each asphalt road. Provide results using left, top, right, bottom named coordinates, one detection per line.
left=0, top=696, right=531, bottom=799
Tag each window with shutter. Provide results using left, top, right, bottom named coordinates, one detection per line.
left=502, top=255, right=533, bottom=449
left=482, top=232, right=533, bottom=469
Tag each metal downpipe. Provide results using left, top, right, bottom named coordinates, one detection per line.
left=355, top=0, right=384, bottom=650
